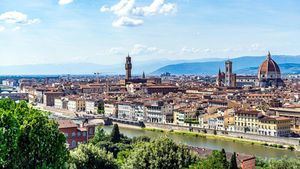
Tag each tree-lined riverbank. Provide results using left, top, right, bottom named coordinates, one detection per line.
left=102, top=125, right=300, bottom=159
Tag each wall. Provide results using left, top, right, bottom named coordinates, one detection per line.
left=144, top=122, right=300, bottom=147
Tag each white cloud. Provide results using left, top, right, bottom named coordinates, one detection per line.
left=109, top=47, right=126, bottom=55
left=58, top=0, right=74, bottom=5
left=131, top=44, right=160, bottom=55
left=181, top=47, right=212, bottom=54
left=0, top=11, right=40, bottom=25
left=104, top=0, right=135, bottom=16
left=112, top=16, right=143, bottom=27
left=101, top=0, right=177, bottom=27
left=108, top=44, right=161, bottom=56
left=133, top=0, right=177, bottom=16
left=0, top=26, right=5, bottom=32
left=12, top=26, right=21, bottom=31
left=248, top=43, right=266, bottom=52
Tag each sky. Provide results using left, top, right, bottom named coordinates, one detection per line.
left=0, top=0, right=300, bottom=66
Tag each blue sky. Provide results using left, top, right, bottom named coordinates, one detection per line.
left=0, top=0, right=300, bottom=66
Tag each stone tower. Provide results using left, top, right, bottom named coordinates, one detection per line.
left=125, top=54, right=132, bottom=80
left=225, top=60, right=232, bottom=87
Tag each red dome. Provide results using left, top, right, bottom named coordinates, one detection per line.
left=258, top=52, right=281, bottom=79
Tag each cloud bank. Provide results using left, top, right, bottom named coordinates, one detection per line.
left=101, top=0, right=177, bottom=27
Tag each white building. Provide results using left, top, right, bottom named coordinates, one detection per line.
left=104, top=102, right=118, bottom=117
left=86, top=100, right=101, bottom=114
left=145, top=101, right=173, bottom=123
left=55, top=98, right=63, bottom=109
left=118, top=102, right=134, bottom=120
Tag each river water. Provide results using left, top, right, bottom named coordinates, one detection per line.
left=102, top=126, right=300, bottom=159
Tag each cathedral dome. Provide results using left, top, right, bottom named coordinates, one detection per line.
left=258, top=52, right=281, bottom=80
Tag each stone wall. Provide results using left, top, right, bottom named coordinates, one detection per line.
left=144, top=122, right=300, bottom=147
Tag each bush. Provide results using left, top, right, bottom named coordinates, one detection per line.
left=288, top=146, right=295, bottom=151
left=69, top=144, right=118, bottom=169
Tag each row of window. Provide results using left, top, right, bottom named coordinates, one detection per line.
left=64, top=129, right=94, bottom=138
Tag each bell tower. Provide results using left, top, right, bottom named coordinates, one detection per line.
left=225, top=60, right=232, bottom=87
left=125, top=54, right=132, bottom=80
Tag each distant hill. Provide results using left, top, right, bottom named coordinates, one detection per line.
left=0, top=58, right=222, bottom=75
left=236, top=63, right=300, bottom=75
left=0, top=60, right=182, bottom=75
left=1, top=55, right=300, bottom=75
left=153, top=55, right=300, bottom=75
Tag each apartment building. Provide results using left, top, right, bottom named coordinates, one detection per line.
left=145, top=101, right=173, bottom=123
left=68, top=97, right=86, bottom=112
left=234, top=110, right=261, bottom=134
left=104, top=102, right=118, bottom=117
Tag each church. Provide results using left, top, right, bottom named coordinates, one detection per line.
left=257, top=52, right=284, bottom=88
left=216, top=60, right=237, bottom=87
left=216, top=52, right=284, bottom=88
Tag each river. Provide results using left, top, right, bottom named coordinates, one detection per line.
left=102, top=125, right=300, bottom=159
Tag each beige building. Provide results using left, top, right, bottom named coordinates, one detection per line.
left=173, top=109, right=186, bottom=125
left=104, top=102, right=118, bottom=117
left=234, top=110, right=291, bottom=137
left=258, top=116, right=291, bottom=137
left=235, top=110, right=261, bottom=134
left=68, top=97, right=86, bottom=112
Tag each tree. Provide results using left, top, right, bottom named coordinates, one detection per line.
left=195, top=107, right=204, bottom=119
left=92, top=126, right=109, bottom=143
left=221, top=149, right=228, bottom=169
left=194, top=150, right=227, bottom=169
left=124, top=137, right=196, bottom=169
left=69, top=144, right=118, bottom=169
left=97, top=102, right=105, bottom=114
left=0, top=99, right=69, bottom=168
left=268, top=156, right=300, bottom=169
left=213, top=130, right=217, bottom=135
left=111, top=124, right=121, bottom=143
left=229, top=152, right=238, bottom=169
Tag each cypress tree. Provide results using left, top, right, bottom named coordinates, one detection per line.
left=229, top=152, right=238, bottom=169
left=110, top=124, right=121, bottom=143
left=221, top=148, right=228, bottom=169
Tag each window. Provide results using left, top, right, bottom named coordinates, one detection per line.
left=71, top=140, right=76, bottom=147
left=89, top=128, right=94, bottom=135
left=83, top=131, right=87, bottom=137
left=72, top=132, right=76, bottom=137
left=77, top=131, right=81, bottom=137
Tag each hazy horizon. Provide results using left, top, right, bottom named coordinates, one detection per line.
left=1, top=0, right=300, bottom=66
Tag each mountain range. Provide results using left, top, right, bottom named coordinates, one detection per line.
left=0, top=55, right=300, bottom=75
left=153, top=55, right=300, bottom=75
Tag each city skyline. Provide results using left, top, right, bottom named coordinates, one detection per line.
left=1, top=0, right=300, bottom=66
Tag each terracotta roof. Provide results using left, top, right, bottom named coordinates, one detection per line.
left=258, top=52, right=281, bottom=77
left=236, top=110, right=261, bottom=115
left=57, top=120, right=77, bottom=129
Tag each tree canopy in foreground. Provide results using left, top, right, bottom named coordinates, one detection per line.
left=0, top=99, right=68, bottom=168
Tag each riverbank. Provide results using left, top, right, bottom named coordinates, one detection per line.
left=144, top=127, right=298, bottom=151
left=103, top=125, right=300, bottom=159
left=108, top=122, right=299, bottom=152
